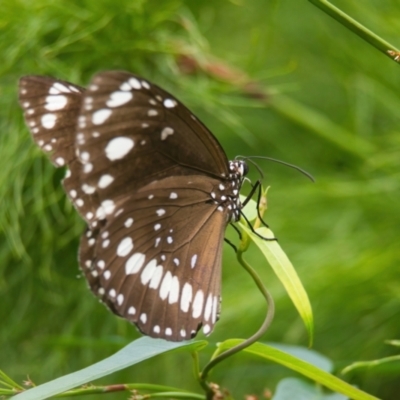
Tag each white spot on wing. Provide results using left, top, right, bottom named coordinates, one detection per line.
left=191, top=254, right=198, bottom=268
left=98, top=174, right=114, bottom=188
left=92, top=108, right=112, bottom=125
left=45, top=95, right=67, bottom=111
left=81, top=151, right=90, bottom=161
left=105, top=137, right=134, bottom=160
left=149, top=265, right=163, bottom=289
left=101, top=199, right=115, bottom=215
left=124, top=218, right=134, bottom=228
left=125, top=253, right=145, bottom=274
left=159, top=271, right=172, bottom=300
left=148, top=109, right=158, bottom=116
left=129, top=77, right=141, bottom=89
left=169, top=192, right=178, bottom=199
left=181, top=283, right=192, bottom=313
left=128, top=306, right=136, bottom=315
left=192, top=290, right=204, bottom=318
left=104, top=270, right=111, bottom=280
left=55, top=157, right=65, bottom=166
left=53, top=82, right=71, bottom=93
left=156, top=209, right=166, bottom=216
left=204, top=293, right=213, bottom=321
left=83, top=163, right=93, bottom=173
left=117, top=294, right=124, bottom=305
left=120, top=82, right=131, bottom=91
left=163, top=98, right=177, bottom=108
left=140, top=313, right=147, bottom=323
left=168, top=276, right=179, bottom=304
left=117, top=237, right=133, bottom=257
left=165, top=327, right=172, bottom=336
left=161, top=127, right=174, bottom=140
left=212, top=296, right=218, bottom=323
left=141, top=259, right=157, bottom=285
left=82, top=183, right=95, bottom=194
left=106, top=91, right=133, bottom=107
left=41, top=113, right=57, bottom=129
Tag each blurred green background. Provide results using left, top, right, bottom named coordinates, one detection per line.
left=1, top=0, right=400, bottom=398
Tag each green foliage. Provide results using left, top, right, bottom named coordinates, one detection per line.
left=1, top=0, right=400, bottom=399
left=8, top=338, right=207, bottom=399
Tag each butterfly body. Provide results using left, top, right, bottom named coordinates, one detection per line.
left=19, top=71, right=247, bottom=341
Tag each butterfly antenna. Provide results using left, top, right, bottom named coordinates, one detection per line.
left=237, top=155, right=314, bottom=182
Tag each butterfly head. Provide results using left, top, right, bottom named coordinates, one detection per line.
left=228, top=159, right=249, bottom=181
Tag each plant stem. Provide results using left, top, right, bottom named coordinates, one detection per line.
left=308, top=0, right=400, bottom=60
left=199, top=253, right=275, bottom=398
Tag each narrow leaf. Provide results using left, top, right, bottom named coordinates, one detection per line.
left=218, top=340, right=380, bottom=400
left=273, top=377, right=348, bottom=400
left=342, top=355, right=400, bottom=375
left=238, top=223, right=314, bottom=345
left=11, top=338, right=207, bottom=400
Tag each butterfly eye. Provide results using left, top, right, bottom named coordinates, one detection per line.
left=240, top=161, right=249, bottom=177
left=18, top=71, right=246, bottom=341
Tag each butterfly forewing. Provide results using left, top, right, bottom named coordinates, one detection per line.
left=19, top=76, right=84, bottom=167
left=19, top=71, right=244, bottom=341
left=73, top=71, right=230, bottom=208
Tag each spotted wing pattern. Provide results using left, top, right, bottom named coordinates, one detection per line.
left=81, top=175, right=227, bottom=340
left=19, top=76, right=84, bottom=167
left=18, top=71, right=245, bottom=341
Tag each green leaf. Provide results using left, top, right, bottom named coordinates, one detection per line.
left=11, top=338, right=207, bottom=400
left=341, top=355, right=400, bottom=375
left=240, top=195, right=258, bottom=221
left=268, top=343, right=333, bottom=373
left=238, top=222, right=314, bottom=345
left=273, top=377, right=348, bottom=400
left=217, top=340, right=380, bottom=400
left=386, top=339, right=400, bottom=348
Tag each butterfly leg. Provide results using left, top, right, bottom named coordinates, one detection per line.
left=224, top=237, right=238, bottom=253
left=241, top=179, right=269, bottom=227
left=229, top=221, right=242, bottom=240
left=240, top=179, right=277, bottom=241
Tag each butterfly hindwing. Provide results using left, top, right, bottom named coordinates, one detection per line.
left=79, top=175, right=226, bottom=340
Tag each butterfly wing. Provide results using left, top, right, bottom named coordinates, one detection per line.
left=80, top=175, right=226, bottom=341
left=19, top=71, right=237, bottom=341
left=19, top=76, right=84, bottom=167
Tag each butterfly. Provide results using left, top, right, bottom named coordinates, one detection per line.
left=18, top=71, right=249, bottom=341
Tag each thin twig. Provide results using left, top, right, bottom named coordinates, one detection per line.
left=308, top=0, right=400, bottom=60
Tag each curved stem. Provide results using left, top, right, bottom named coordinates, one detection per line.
left=199, top=251, right=275, bottom=391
